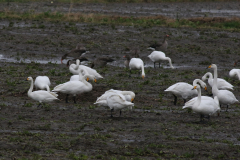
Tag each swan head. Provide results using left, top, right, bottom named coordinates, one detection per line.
left=208, top=64, right=217, bottom=69
left=27, top=77, right=33, bottom=81
left=193, top=79, right=207, bottom=90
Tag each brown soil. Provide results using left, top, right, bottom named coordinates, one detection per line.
left=0, top=2, right=240, bottom=159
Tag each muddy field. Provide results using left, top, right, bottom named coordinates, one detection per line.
left=1, top=1, right=240, bottom=159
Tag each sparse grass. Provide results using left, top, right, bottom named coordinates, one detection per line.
left=0, top=0, right=233, bottom=2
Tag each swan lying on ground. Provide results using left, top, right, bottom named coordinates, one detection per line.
left=202, top=72, right=233, bottom=90
left=208, top=64, right=239, bottom=111
left=27, top=77, right=58, bottom=107
left=52, top=73, right=95, bottom=103
left=183, top=83, right=220, bottom=122
left=164, top=79, right=206, bottom=105
left=106, top=93, right=134, bottom=117
left=34, top=76, right=51, bottom=92
left=94, top=89, right=135, bottom=107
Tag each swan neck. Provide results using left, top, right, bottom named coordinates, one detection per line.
left=141, top=64, right=145, bottom=76
left=74, top=60, right=80, bottom=70
left=28, top=79, right=34, bottom=95
left=195, top=87, right=201, bottom=107
left=167, top=57, right=174, bottom=68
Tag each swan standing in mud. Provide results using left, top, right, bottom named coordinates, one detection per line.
left=27, top=77, right=59, bottom=107
left=229, top=69, right=240, bottom=80
left=52, top=73, right=95, bottom=104
left=34, top=76, right=51, bottom=92
left=165, top=80, right=206, bottom=105
left=183, top=83, right=220, bottom=122
left=129, top=58, right=145, bottom=79
left=106, top=93, right=134, bottom=117
left=208, top=64, right=239, bottom=111
left=148, top=51, right=174, bottom=69
left=202, top=72, right=233, bottom=90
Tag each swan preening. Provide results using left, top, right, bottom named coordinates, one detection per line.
left=27, top=77, right=59, bottom=107
left=208, top=64, right=239, bottom=111
left=34, top=76, right=51, bottom=92
left=148, top=51, right=174, bottom=69
left=183, top=81, right=220, bottom=122
left=106, top=93, right=134, bottom=117
left=69, top=59, right=103, bottom=80
left=52, top=73, right=95, bottom=103
left=202, top=72, right=233, bottom=90
left=129, top=58, right=145, bottom=79
left=164, top=79, right=206, bottom=105
left=229, top=69, right=240, bottom=80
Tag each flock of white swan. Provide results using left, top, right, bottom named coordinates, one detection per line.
left=26, top=48, right=240, bottom=121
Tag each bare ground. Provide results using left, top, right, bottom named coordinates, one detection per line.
left=0, top=2, right=240, bottom=160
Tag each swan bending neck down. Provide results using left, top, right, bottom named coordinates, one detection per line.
left=52, top=73, right=95, bottom=103
left=183, top=84, right=220, bottom=122
left=229, top=69, right=240, bottom=80
left=27, top=77, right=58, bottom=107
left=208, top=64, right=239, bottom=111
left=34, top=76, right=51, bottom=92
left=129, top=58, right=145, bottom=79
left=148, top=51, right=174, bottom=69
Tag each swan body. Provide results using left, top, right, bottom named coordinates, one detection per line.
left=107, top=93, right=134, bottom=117
left=94, top=89, right=135, bottom=107
left=229, top=69, right=240, bottom=80
left=34, top=76, right=51, bottom=92
left=52, top=73, right=95, bottom=103
left=129, top=58, right=145, bottom=79
left=183, top=84, right=220, bottom=121
left=27, top=77, right=58, bottom=106
left=69, top=59, right=103, bottom=79
left=208, top=64, right=239, bottom=111
left=202, top=72, right=233, bottom=90
left=165, top=79, right=207, bottom=105
left=148, top=51, right=174, bottom=69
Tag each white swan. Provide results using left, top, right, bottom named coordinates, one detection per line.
left=208, top=64, right=239, bottom=111
left=69, top=68, right=97, bottom=83
left=52, top=73, right=95, bottom=103
left=183, top=84, right=220, bottom=122
left=94, top=89, right=135, bottom=107
left=202, top=72, right=233, bottom=90
left=129, top=58, right=145, bottom=79
left=69, top=59, right=103, bottom=79
left=148, top=51, right=174, bottom=69
left=164, top=80, right=207, bottom=105
left=34, top=76, right=51, bottom=92
left=27, top=77, right=58, bottom=107
left=229, top=69, right=240, bottom=80
left=107, top=93, right=134, bottom=117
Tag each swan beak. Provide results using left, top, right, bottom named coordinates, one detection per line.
left=87, top=77, right=89, bottom=81
left=123, top=56, right=126, bottom=58
left=131, top=98, right=134, bottom=102
left=192, top=86, right=197, bottom=90
left=27, top=78, right=29, bottom=81
left=207, top=65, right=212, bottom=68
left=94, top=79, right=97, bottom=83
left=142, top=75, right=145, bottom=79
left=204, top=87, right=207, bottom=90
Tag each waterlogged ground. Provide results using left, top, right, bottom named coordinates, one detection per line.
left=1, top=2, right=240, bottom=160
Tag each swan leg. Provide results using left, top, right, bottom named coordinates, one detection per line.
left=73, top=96, right=76, bottom=104
left=129, top=70, right=131, bottom=77
left=110, top=109, right=114, bottom=118
left=119, top=110, right=122, bottom=116
left=184, top=99, right=186, bottom=103
left=173, top=95, right=177, bottom=105
left=200, top=114, right=204, bottom=122
left=37, top=103, right=42, bottom=108
left=154, top=62, right=156, bottom=68
left=226, top=105, right=229, bottom=112
left=159, top=62, right=161, bottom=68
left=65, top=94, right=69, bottom=103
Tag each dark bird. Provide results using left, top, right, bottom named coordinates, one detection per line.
left=148, top=34, right=169, bottom=51
left=61, top=43, right=87, bottom=64
left=90, top=57, right=115, bottom=68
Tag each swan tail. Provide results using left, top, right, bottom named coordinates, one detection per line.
left=182, top=105, right=191, bottom=109
left=50, top=92, right=58, bottom=97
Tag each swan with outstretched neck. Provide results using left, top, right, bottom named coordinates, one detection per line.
left=202, top=72, right=233, bottom=90
left=27, top=77, right=58, bottom=107
left=208, top=64, right=239, bottom=111
left=148, top=51, right=174, bottom=69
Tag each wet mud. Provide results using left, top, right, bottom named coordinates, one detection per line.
left=0, top=1, right=240, bottom=159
